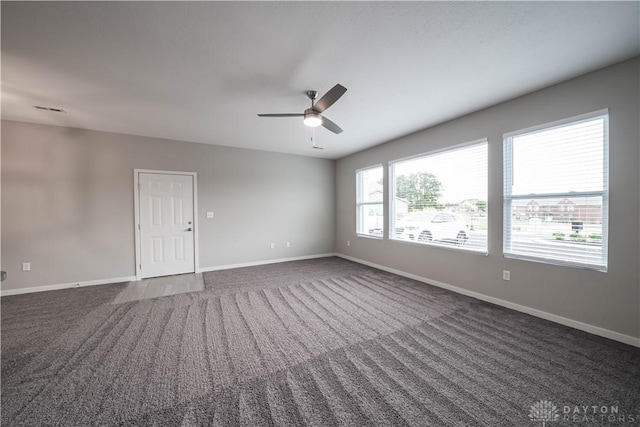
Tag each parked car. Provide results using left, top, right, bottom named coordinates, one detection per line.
left=395, top=211, right=469, bottom=245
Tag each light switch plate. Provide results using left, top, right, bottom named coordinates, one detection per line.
left=206, top=212, right=214, bottom=219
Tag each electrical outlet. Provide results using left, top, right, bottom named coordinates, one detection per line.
left=206, top=212, right=214, bottom=219
left=286, top=242, right=290, bottom=248
left=22, top=262, right=31, bottom=272
left=502, top=270, right=511, bottom=281
left=347, top=241, right=351, bottom=247
left=270, top=243, right=275, bottom=249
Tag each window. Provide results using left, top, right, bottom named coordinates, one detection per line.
left=390, top=140, right=488, bottom=252
left=503, top=110, right=608, bottom=271
left=356, top=165, right=384, bottom=238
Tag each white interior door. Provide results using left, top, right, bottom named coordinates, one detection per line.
left=138, top=172, right=195, bottom=278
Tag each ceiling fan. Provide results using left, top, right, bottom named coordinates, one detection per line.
left=258, top=84, right=347, bottom=134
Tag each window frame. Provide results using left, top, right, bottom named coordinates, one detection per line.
left=356, top=164, right=384, bottom=239
left=388, top=139, right=489, bottom=254
left=503, top=109, right=609, bottom=271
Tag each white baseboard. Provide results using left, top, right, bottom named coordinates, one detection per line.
left=199, top=253, right=337, bottom=273
left=1, top=275, right=136, bottom=297
left=336, top=253, right=640, bottom=348
left=5, top=253, right=636, bottom=348
left=0, top=253, right=339, bottom=297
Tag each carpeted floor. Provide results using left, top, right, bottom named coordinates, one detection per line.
left=2, top=257, right=639, bottom=426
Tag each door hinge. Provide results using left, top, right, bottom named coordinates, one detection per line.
left=138, top=224, right=140, bottom=230
left=137, top=183, right=141, bottom=190
left=139, top=264, right=142, bottom=270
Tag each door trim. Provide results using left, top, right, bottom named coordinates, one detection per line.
left=133, top=169, right=199, bottom=281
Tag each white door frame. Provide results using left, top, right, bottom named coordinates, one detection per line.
left=133, top=169, right=199, bottom=281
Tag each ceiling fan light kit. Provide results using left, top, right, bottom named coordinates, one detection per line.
left=258, top=84, right=347, bottom=134
left=303, top=110, right=322, bottom=127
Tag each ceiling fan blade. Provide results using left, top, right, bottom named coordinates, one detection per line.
left=320, top=116, right=343, bottom=134
left=313, top=84, right=347, bottom=113
left=257, top=113, right=304, bottom=117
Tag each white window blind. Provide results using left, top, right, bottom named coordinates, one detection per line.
left=390, top=140, right=488, bottom=253
left=356, top=165, right=384, bottom=238
left=503, top=110, right=609, bottom=271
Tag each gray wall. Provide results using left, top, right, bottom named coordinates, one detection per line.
left=2, top=59, right=638, bottom=341
left=336, top=58, right=640, bottom=339
left=2, top=122, right=336, bottom=292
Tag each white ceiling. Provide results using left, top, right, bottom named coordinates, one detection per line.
left=2, top=2, right=639, bottom=159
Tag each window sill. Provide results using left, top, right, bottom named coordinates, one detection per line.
left=390, top=237, right=488, bottom=256
left=503, top=252, right=607, bottom=272
left=356, top=233, right=383, bottom=240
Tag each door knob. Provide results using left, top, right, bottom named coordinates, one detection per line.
left=186, top=228, right=192, bottom=232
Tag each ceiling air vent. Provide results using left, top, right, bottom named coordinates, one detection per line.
left=34, top=105, right=66, bottom=113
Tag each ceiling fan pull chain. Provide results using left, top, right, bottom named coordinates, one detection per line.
left=311, top=128, right=323, bottom=149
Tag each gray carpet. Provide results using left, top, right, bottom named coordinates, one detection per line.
left=2, top=257, right=639, bottom=426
